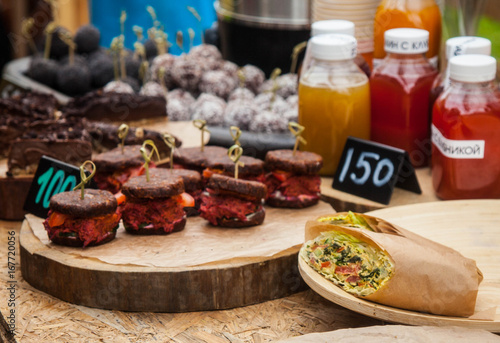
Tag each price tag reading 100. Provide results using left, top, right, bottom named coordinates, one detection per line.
left=24, top=156, right=96, bottom=218
left=36, top=167, right=77, bottom=209
left=332, top=137, right=421, bottom=205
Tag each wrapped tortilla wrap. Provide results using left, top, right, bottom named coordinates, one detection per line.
left=301, top=212, right=483, bottom=317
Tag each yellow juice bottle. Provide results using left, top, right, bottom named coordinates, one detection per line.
left=298, top=34, right=371, bottom=176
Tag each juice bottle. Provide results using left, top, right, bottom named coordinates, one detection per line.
left=432, top=54, right=500, bottom=199
left=370, top=28, right=438, bottom=167
left=374, top=0, right=442, bottom=69
left=302, top=20, right=371, bottom=77
left=428, top=36, right=491, bottom=123
left=299, top=34, right=371, bottom=176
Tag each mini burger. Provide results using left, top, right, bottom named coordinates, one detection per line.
left=119, top=174, right=193, bottom=234
left=148, top=168, right=202, bottom=216
left=200, top=174, right=267, bottom=228
left=202, top=154, right=265, bottom=184
left=173, top=146, right=227, bottom=173
left=43, top=189, right=121, bottom=247
left=93, top=145, right=153, bottom=194
left=264, top=149, right=323, bottom=208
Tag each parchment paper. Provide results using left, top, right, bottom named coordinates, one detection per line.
left=27, top=201, right=332, bottom=268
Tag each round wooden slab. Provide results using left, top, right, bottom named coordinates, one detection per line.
left=299, top=200, right=500, bottom=332
left=20, top=202, right=333, bottom=312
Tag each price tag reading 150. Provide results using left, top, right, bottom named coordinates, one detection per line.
left=23, top=156, right=97, bottom=218
left=332, top=137, right=421, bottom=205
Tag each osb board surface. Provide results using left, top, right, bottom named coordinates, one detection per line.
left=0, top=220, right=385, bottom=342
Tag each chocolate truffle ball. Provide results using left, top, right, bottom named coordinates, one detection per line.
left=166, top=89, right=195, bottom=121
left=228, top=87, right=255, bottom=102
left=55, top=62, right=91, bottom=96
left=43, top=26, right=70, bottom=60
left=260, top=73, right=298, bottom=98
left=140, top=81, right=167, bottom=97
left=254, top=93, right=289, bottom=114
left=217, top=60, right=239, bottom=78
left=150, top=53, right=177, bottom=89
left=189, top=44, right=222, bottom=71
left=75, top=24, right=100, bottom=54
left=171, top=55, right=203, bottom=93
left=89, top=53, right=114, bottom=88
left=199, top=70, right=238, bottom=100
left=28, top=56, right=58, bottom=88
left=223, top=99, right=259, bottom=130
left=144, top=39, right=158, bottom=60
left=286, top=94, right=298, bottom=108
left=168, top=89, right=196, bottom=107
left=190, top=93, right=226, bottom=126
left=249, top=110, right=288, bottom=133
left=241, top=64, right=265, bottom=94
left=103, top=80, right=134, bottom=94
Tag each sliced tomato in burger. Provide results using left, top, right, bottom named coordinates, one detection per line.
left=175, top=192, right=195, bottom=208
left=272, top=170, right=292, bottom=182
left=48, top=212, right=70, bottom=227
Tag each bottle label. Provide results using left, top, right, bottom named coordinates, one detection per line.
left=385, top=39, right=429, bottom=54
left=431, top=124, right=485, bottom=159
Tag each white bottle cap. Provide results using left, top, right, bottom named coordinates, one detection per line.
left=449, top=54, right=497, bottom=82
left=384, top=28, right=429, bottom=54
left=311, top=20, right=355, bottom=37
left=310, top=34, right=357, bottom=60
left=445, top=36, right=491, bottom=59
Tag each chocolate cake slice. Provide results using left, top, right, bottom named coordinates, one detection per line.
left=63, top=89, right=167, bottom=122
left=85, top=121, right=182, bottom=159
left=0, top=91, right=61, bottom=157
left=7, top=118, right=92, bottom=175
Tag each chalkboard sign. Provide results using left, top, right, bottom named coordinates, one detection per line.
left=23, top=156, right=97, bottom=218
left=332, top=137, right=421, bottom=205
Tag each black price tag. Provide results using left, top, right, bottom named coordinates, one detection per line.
left=23, top=156, right=97, bottom=218
left=332, top=137, right=421, bottom=205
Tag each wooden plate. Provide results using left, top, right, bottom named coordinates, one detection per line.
left=298, top=200, right=500, bottom=332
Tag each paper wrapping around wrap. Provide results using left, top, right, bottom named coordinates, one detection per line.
left=304, top=213, right=483, bottom=317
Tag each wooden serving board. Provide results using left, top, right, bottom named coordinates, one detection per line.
left=299, top=200, right=500, bottom=332
left=20, top=201, right=333, bottom=312
left=320, top=168, right=439, bottom=213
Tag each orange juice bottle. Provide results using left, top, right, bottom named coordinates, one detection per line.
left=374, top=0, right=442, bottom=68
left=299, top=34, right=371, bottom=176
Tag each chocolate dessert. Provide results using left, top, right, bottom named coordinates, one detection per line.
left=198, top=70, right=238, bottom=100
left=7, top=117, right=92, bottom=176
left=190, top=93, right=226, bottom=126
left=85, top=121, right=182, bottom=159
left=63, top=89, right=167, bottom=122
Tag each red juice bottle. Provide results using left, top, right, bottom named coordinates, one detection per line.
left=432, top=54, right=500, bottom=200
left=370, top=28, right=438, bottom=167
left=428, top=36, right=491, bottom=126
